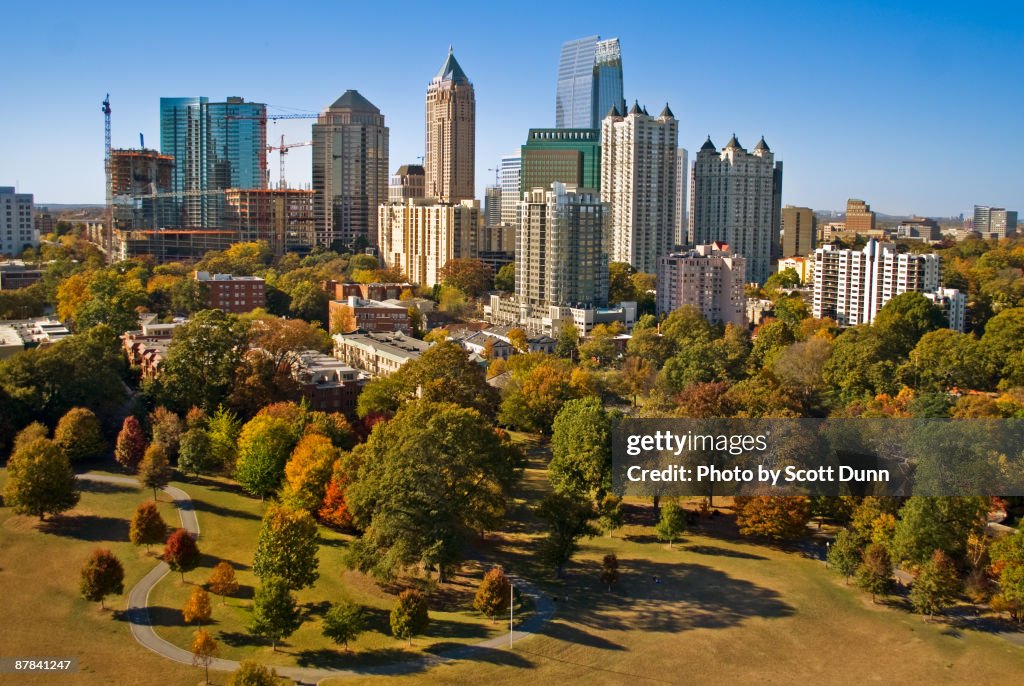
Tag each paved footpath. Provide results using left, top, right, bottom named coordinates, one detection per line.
left=79, top=473, right=555, bottom=685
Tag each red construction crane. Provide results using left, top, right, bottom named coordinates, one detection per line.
left=267, top=134, right=312, bottom=188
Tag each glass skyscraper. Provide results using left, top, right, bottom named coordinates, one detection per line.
left=159, top=96, right=266, bottom=228
left=555, top=36, right=625, bottom=130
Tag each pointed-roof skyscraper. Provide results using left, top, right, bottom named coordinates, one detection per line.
left=312, top=89, right=389, bottom=249
left=425, top=47, right=476, bottom=203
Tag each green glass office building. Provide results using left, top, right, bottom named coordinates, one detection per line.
left=520, top=128, right=601, bottom=196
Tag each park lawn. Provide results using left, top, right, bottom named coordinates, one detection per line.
left=147, top=474, right=505, bottom=670
left=0, top=468, right=198, bottom=686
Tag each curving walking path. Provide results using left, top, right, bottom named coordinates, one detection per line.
left=79, top=472, right=555, bottom=685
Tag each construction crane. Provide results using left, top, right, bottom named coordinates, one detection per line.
left=225, top=112, right=317, bottom=189
left=267, top=134, right=312, bottom=188
left=102, top=94, right=113, bottom=258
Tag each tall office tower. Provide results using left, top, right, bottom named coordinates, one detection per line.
left=555, top=36, right=625, bottom=130
left=388, top=165, right=425, bottom=202
left=845, top=198, right=876, bottom=234
left=516, top=183, right=609, bottom=308
left=521, top=128, right=601, bottom=195
left=499, top=154, right=521, bottom=227
left=675, top=148, right=688, bottom=245
left=0, top=187, right=37, bottom=256
left=425, top=47, right=475, bottom=203
left=690, top=135, right=782, bottom=284
left=601, top=103, right=678, bottom=273
left=377, top=199, right=480, bottom=287
left=656, top=243, right=746, bottom=326
left=312, top=90, right=389, bottom=250
left=160, top=97, right=267, bottom=228
left=812, top=239, right=942, bottom=326
left=484, top=186, right=502, bottom=227
left=781, top=205, right=816, bottom=257
left=973, top=205, right=1018, bottom=239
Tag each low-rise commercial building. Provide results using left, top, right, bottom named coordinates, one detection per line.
left=328, top=296, right=410, bottom=334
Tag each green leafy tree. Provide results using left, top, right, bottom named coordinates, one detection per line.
left=235, top=415, right=298, bottom=499
left=441, top=258, right=492, bottom=296
left=535, top=492, right=598, bottom=578
left=596, top=494, right=624, bottom=537
left=891, top=497, right=987, bottom=566
left=250, top=577, right=303, bottom=652
left=207, top=406, right=242, bottom=472
left=494, top=262, right=515, bottom=292
left=80, top=548, right=124, bottom=609
left=910, top=550, right=961, bottom=618
left=178, top=427, right=217, bottom=477
left=600, top=553, right=620, bottom=591
left=53, top=407, right=106, bottom=463
left=390, top=589, right=429, bottom=646
left=4, top=437, right=79, bottom=520
left=347, top=401, right=521, bottom=583
left=252, top=503, right=320, bottom=590
left=873, top=292, right=946, bottom=358
left=159, top=309, right=249, bottom=412
left=608, top=262, right=637, bottom=304
left=549, top=397, right=614, bottom=499
left=138, top=443, right=172, bottom=500
left=322, top=601, right=367, bottom=651
left=473, top=567, right=511, bottom=621
left=656, top=500, right=687, bottom=548
left=129, top=501, right=168, bottom=552
left=114, top=416, right=146, bottom=472
left=856, top=542, right=895, bottom=603
left=163, top=528, right=200, bottom=581
left=827, top=528, right=862, bottom=583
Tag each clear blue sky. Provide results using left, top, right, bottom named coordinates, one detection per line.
left=1, top=0, right=1021, bottom=216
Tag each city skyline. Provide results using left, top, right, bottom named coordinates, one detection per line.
left=1, top=1, right=1021, bottom=216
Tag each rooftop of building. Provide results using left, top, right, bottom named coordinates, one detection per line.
left=333, top=330, right=432, bottom=357
left=394, top=164, right=425, bottom=176
left=334, top=295, right=408, bottom=310
left=328, top=89, right=380, bottom=113
left=434, top=46, right=470, bottom=84
left=0, top=325, right=24, bottom=348
left=194, top=271, right=265, bottom=283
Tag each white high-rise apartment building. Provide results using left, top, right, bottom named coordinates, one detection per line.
left=813, top=239, right=943, bottom=326
left=690, top=135, right=783, bottom=284
left=499, top=154, right=521, bottom=227
left=600, top=102, right=678, bottom=273
left=675, top=148, right=688, bottom=246
left=377, top=198, right=480, bottom=287
left=0, top=187, right=37, bottom=257
left=656, top=242, right=746, bottom=327
left=516, top=182, right=608, bottom=309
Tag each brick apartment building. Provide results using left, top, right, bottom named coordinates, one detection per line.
left=196, top=271, right=266, bottom=313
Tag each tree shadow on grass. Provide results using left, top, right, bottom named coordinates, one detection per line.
left=539, top=621, right=626, bottom=651
left=681, top=544, right=768, bottom=561
left=190, top=499, right=261, bottom=521
left=425, top=642, right=535, bottom=667
left=217, top=631, right=270, bottom=649
left=422, top=616, right=490, bottom=642
left=554, top=558, right=795, bottom=635
left=114, top=605, right=184, bottom=627
left=78, top=479, right=137, bottom=495
left=39, top=514, right=129, bottom=542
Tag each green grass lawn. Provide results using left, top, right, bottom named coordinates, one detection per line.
left=146, top=474, right=505, bottom=670
left=4, top=434, right=1024, bottom=686
left=0, top=468, right=199, bottom=686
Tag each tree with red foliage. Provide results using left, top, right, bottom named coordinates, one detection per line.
left=319, top=473, right=352, bottom=529
left=163, top=528, right=200, bottom=581
left=114, top=416, right=146, bottom=472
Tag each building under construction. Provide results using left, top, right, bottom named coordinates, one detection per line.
left=114, top=228, right=239, bottom=262
left=111, top=148, right=175, bottom=231
left=224, top=188, right=316, bottom=256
